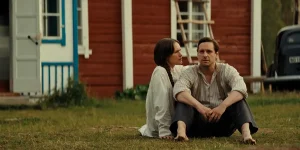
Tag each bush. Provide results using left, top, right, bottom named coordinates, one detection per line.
left=115, top=84, right=149, bottom=100
left=39, top=78, right=94, bottom=108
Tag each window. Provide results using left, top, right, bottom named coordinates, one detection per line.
left=171, top=1, right=211, bottom=56
left=77, top=0, right=83, bottom=46
left=42, top=0, right=66, bottom=46
left=77, top=0, right=91, bottom=58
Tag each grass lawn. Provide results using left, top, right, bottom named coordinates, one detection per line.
left=0, top=92, right=299, bottom=149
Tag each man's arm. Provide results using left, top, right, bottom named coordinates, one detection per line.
left=221, top=64, right=248, bottom=106
left=174, top=67, right=212, bottom=119
left=220, top=90, right=243, bottom=108
left=176, top=91, right=211, bottom=118
left=208, top=65, right=247, bottom=122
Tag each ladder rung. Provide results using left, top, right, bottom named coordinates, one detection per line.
left=183, top=40, right=199, bottom=43
left=177, top=19, right=214, bottom=24
left=175, top=0, right=209, bottom=3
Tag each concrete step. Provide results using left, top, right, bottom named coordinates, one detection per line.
left=0, top=96, right=37, bottom=106
left=0, top=92, right=19, bottom=96
left=0, top=25, right=9, bottom=36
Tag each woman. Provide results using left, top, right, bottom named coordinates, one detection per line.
left=138, top=38, right=187, bottom=139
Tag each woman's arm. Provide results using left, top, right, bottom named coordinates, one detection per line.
left=151, top=68, right=173, bottom=138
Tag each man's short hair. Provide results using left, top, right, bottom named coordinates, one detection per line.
left=197, top=37, right=219, bottom=52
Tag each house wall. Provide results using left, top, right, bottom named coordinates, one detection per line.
left=132, top=0, right=171, bottom=85
left=79, top=0, right=123, bottom=98
left=211, top=0, right=251, bottom=76
left=132, top=0, right=252, bottom=87
left=40, top=0, right=74, bottom=94
left=40, top=0, right=73, bottom=62
left=79, top=0, right=252, bottom=98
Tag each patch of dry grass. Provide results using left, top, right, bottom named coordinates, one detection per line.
left=0, top=93, right=299, bottom=149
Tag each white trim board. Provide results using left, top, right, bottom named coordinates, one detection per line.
left=78, top=0, right=92, bottom=59
left=251, top=0, right=262, bottom=93
left=121, top=0, right=133, bottom=89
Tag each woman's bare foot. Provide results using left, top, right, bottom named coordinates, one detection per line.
left=174, top=121, right=189, bottom=141
left=241, top=123, right=256, bottom=145
left=160, top=135, right=174, bottom=140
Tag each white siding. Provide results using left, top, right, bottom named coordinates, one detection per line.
left=40, top=0, right=73, bottom=62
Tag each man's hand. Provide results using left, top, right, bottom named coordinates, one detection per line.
left=208, top=103, right=227, bottom=122
left=196, top=105, right=212, bottom=121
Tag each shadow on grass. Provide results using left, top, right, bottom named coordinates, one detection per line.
left=0, top=105, right=43, bottom=110
left=248, top=98, right=300, bottom=106
left=0, top=117, right=41, bottom=125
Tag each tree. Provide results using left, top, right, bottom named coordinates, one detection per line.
left=262, top=0, right=285, bottom=67
left=280, top=0, right=294, bottom=25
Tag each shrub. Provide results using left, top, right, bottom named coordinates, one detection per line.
left=39, top=78, right=94, bottom=108
left=115, top=84, right=149, bottom=100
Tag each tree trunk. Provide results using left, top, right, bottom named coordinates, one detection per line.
left=298, top=0, right=300, bottom=24
left=295, top=0, right=300, bottom=24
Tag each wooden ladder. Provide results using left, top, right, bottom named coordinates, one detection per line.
left=174, top=0, right=215, bottom=64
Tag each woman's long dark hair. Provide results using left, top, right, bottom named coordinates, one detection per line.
left=154, top=38, right=179, bottom=87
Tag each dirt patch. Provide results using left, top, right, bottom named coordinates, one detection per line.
left=257, top=128, right=275, bottom=134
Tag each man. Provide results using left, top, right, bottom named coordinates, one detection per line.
left=170, top=37, right=258, bottom=144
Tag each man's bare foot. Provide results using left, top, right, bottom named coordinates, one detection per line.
left=243, top=137, right=256, bottom=145
left=174, top=121, right=189, bottom=141
left=241, top=123, right=256, bottom=145
left=174, top=135, right=189, bottom=141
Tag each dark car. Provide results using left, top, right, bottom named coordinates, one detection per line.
left=264, top=25, right=300, bottom=91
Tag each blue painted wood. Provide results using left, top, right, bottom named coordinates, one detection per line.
left=41, top=0, right=66, bottom=46
left=42, top=62, right=73, bottom=94
left=61, top=66, right=64, bottom=92
left=72, top=0, right=79, bottom=81
left=55, top=65, right=57, bottom=90
left=42, top=62, right=73, bottom=66
left=61, top=0, right=66, bottom=46
left=48, top=66, right=51, bottom=94
left=42, top=65, right=44, bottom=94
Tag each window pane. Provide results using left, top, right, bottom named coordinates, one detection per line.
left=177, top=33, right=189, bottom=47
left=43, top=16, right=47, bottom=36
left=48, top=16, right=59, bottom=36
left=193, top=32, right=204, bottom=47
left=177, top=23, right=188, bottom=31
left=192, top=3, right=203, bottom=12
left=47, top=0, right=59, bottom=13
left=177, top=15, right=188, bottom=30
left=78, top=28, right=82, bottom=45
left=192, top=15, right=204, bottom=30
left=78, top=10, right=82, bottom=27
left=178, top=2, right=188, bottom=12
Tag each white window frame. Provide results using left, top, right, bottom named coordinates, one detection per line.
left=42, top=0, right=62, bottom=39
left=77, top=0, right=92, bottom=59
left=171, top=0, right=211, bottom=57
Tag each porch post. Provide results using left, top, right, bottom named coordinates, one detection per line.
left=251, top=0, right=262, bottom=93
left=121, top=0, right=134, bottom=89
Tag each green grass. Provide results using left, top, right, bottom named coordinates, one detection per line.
left=0, top=93, right=299, bottom=149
